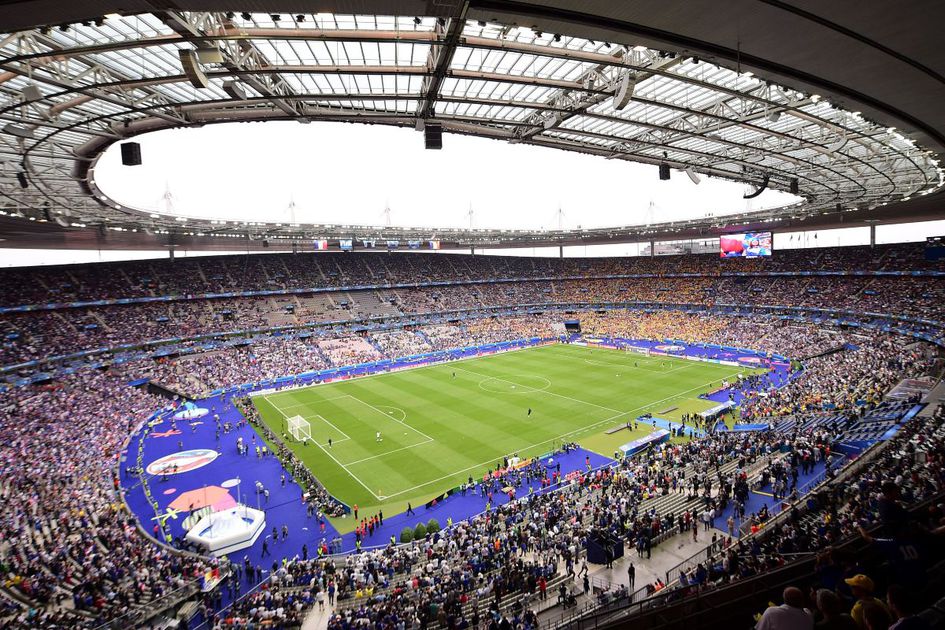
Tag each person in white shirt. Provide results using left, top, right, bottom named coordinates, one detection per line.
left=755, top=587, right=814, bottom=630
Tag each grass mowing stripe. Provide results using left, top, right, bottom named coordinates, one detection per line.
left=251, top=343, right=755, bottom=529
left=451, top=365, right=622, bottom=413
left=263, top=394, right=383, bottom=500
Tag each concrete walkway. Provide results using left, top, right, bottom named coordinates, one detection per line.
left=535, top=526, right=729, bottom=628
left=301, top=526, right=730, bottom=629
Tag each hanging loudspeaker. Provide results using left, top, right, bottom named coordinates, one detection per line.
left=425, top=124, right=442, bottom=150
left=121, top=142, right=142, bottom=166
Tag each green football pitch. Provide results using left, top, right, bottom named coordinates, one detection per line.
left=252, top=343, right=757, bottom=529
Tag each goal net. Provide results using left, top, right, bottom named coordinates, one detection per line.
left=287, top=415, right=311, bottom=443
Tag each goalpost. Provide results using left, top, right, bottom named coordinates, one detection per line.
left=287, top=415, right=311, bottom=443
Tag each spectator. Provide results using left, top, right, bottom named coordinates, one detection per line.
left=816, top=589, right=859, bottom=630
left=862, top=602, right=893, bottom=630
left=756, top=586, right=814, bottom=630
left=845, top=575, right=889, bottom=629
left=886, top=585, right=930, bottom=630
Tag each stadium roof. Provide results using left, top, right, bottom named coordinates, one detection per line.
left=1, top=0, right=943, bottom=251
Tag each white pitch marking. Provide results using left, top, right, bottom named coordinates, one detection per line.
left=344, top=438, right=435, bottom=466
left=264, top=396, right=381, bottom=500
left=376, top=367, right=747, bottom=500
left=342, top=394, right=435, bottom=443
left=260, top=346, right=745, bottom=501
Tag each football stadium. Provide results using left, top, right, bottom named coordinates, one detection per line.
left=0, top=2, right=944, bottom=630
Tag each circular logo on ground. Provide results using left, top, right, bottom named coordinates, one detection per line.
left=654, top=344, right=685, bottom=353
left=172, top=407, right=209, bottom=421
left=146, top=449, right=219, bottom=476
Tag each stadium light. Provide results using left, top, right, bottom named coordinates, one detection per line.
left=178, top=49, right=209, bottom=89
left=222, top=80, right=247, bottom=99
left=3, top=123, right=34, bottom=139
left=612, top=72, right=636, bottom=110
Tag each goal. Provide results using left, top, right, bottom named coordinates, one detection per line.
left=287, top=415, right=311, bottom=443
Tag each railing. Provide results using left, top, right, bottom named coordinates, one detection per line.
left=5, top=297, right=943, bottom=384
left=5, top=268, right=944, bottom=315
left=572, top=436, right=899, bottom=629
left=545, top=579, right=664, bottom=630
left=545, top=445, right=824, bottom=626
left=664, top=537, right=726, bottom=586
left=192, top=575, right=272, bottom=630
left=579, top=490, right=945, bottom=630
left=90, top=578, right=203, bottom=630
left=737, top=452, right=846, bottom=537
left=540, top=525, right=681, bottom=630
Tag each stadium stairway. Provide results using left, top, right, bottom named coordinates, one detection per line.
left=366, top=335, right=386, bottom=355
left=414, top=329, right=434, bottom=346
left=629, top=454, right=750, bottom=525
left=294, top=448, right=797, bottom=628
left=535, top=523, right=736, bottom=630
left=796, top=343, right=848, bottom=362
left=315, top=556, right=575, bottom=628
left=326, top=542, right=580, bottom=612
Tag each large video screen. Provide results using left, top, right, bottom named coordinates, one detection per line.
left=720, top=232, right=773, bottom=258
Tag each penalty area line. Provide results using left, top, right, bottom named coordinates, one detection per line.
left=342, top=394, right=436, bottom=443
left=264, top=396, right=382, bottom=501
left=344, top=437, right=435, bottom=466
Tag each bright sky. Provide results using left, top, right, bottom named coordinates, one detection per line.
left=95, top=121, right=799, bottom=230
left=1, top=120, right=941, bottom=267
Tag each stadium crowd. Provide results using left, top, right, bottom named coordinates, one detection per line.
left=667, top=402, right=945, bottom=628
left=0, top=331, right=875, bottom=628
left=0, top=370, right=216, bottom=628
left=739, top=336, right=934, bottom=420
left=147, top=337, right=331, bottom=395
left=194, top=393, right=911, bottom=630
left=1, top=242, right=940, bottom=308
left=2, top=243, right=944, bottom=371
left=80, top=310, right=931, bottom=422
left=0, top=244, right=942, bottom=628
